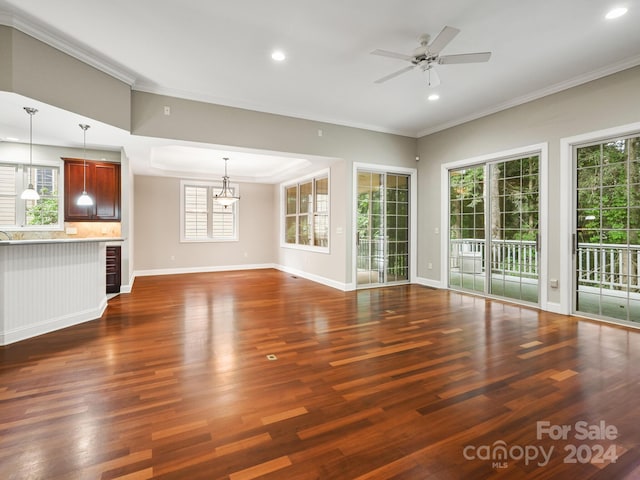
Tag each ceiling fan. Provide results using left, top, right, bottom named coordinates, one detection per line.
left=371, top=26, right=491, bottom=87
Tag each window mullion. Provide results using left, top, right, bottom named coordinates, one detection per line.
left=296, top=184, right=300, bottom=244
left=208, top=186, right=213, bottom=239
left=310, top=181, right=315, bottom=246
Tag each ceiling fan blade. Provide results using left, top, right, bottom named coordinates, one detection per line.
left=438, top=52, right=492, bottom=64
left=370, top=49, right=412, bottom=61
left=374, top=65, right=414, bottom=84
left=426, top=68, right=440, bottom=88
left=428, top=26, right=460, bottom=55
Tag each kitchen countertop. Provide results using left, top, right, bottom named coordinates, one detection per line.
left=0, top=237, right=124, bottom=246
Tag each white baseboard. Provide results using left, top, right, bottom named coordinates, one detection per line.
left=132, top=263, right=277, bottom=280
left=275, top=265, right=349, bottom=291
left=545, top=301, right=565, bottom=314
left=415, top=276, right=444, bottom=289
left=344, top=282, right=357, bottom=291
left=1, top=298, right=107, bottom=346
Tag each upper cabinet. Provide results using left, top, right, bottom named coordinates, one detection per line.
left=63, top=158, right=121, bottom=221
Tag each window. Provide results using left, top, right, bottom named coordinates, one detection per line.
left=180, top=180, right=238, bottom=241
left=284, top=173, right=329, bottom=249
left=0, top=163, right=60, bottom=229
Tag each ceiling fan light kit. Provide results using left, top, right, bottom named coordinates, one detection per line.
left=372, top=25, right=492, bottom=86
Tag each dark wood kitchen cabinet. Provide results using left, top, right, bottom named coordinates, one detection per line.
left=106, top=245, right=121, bottom=294
left=63, top=158, right=121, bottom=221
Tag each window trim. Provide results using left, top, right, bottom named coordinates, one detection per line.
left=0, top=158, right=64, bottom=231
left=180, top=179, right=239, bottom=243
left=280, top=169, right=330, bottom=253
left=560, top=121, right=640, bottom=319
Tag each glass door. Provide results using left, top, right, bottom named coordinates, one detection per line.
left=448, top=155, right=540, bottom=304
left=356, top=170, right=410, bottom=287
left=575, top=135, right=640, bottom=324
left=489, top=156, right=540, bottom=303
left=448, top=165, right=486, bottom=293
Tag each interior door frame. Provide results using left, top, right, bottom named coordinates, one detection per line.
left=560, top=120, right=640, bottom=322
left=440, top=143, right=549, bottom=310
left=352, top=162, right=417, bottom=289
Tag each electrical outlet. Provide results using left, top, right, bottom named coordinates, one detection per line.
left=164, top=106, right=171, bottom=116
left=428, top=262, right=433, bottom=270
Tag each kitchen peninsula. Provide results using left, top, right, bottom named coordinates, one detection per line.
left=0, top=237, right=123, bottom=346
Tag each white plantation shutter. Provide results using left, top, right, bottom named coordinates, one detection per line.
left=0, top=165, right=16, bottom=225
left=184, top=185, right=208, bottom=239
left=212, top=197, right=235, bottom=237
left=181, top=181, right=238, bottom=241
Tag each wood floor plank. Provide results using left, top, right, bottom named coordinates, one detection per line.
left=329, top=340, right=433, bottom=366
left=228, top=455, right=292, bottom=480
left=1, top=269, right=639, bottom=479
left=260, top=407, right=309, bottom=425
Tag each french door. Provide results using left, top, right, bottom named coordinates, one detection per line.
left=574, top=135, right=640, bottom=323
left=448, top=155, right=540, bottom=304
left=356, top=170, right=410, bottom=287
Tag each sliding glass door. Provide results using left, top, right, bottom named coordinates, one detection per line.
left=356, top=170, right=410, bottom=287
left=449, top=165, right=485, bottom=293
left=448, top=155, right=540, bottom=304
left=490, top=156, right=539, bottom=303
left=575, top=135, right=640, bottom=323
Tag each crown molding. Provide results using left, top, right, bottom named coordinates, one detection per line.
left=0, top=6, right=137, bottom=86
left=416, top=54, right=640, bottom=138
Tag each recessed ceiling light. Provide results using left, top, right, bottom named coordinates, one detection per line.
left=428, top=94, right=440, bottom=101
left=605, top=7, right=628, bottom=19
left=271, top=50, right=286, bottom=61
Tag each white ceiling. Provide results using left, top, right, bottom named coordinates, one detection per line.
left=0, top=0, right=639, bottom=181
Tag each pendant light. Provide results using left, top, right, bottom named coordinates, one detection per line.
left=214, top=157, right=240, bottom=208
left=20, top=107, right=40, bottom=200
left=77, top=124, right=93, bottom=206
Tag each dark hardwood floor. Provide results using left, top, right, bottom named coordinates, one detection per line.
left=1, top=269, right=640, bottom=479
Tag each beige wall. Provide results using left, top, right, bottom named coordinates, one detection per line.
left=0, top=26, right=131, bottom=130
left=134, top=175, right=276, bottom=271
left=131, top=91, right=416, bottom=165
left=0, top=26, right=12, bottom=91
left=417, top=65, right=640, bottom=306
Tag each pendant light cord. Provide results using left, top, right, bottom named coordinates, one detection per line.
left=24, top=107, right=38, bottom=187
left=83, top=126, right=87, bottom=192
left=29, top=110, right=33, bottom=185
left=80, top=124, right=90, bottom=192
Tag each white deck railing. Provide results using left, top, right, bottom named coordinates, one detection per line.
left=577, top=243, right=640, bottom=290
left=450, top=238, right=640, bottom=291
